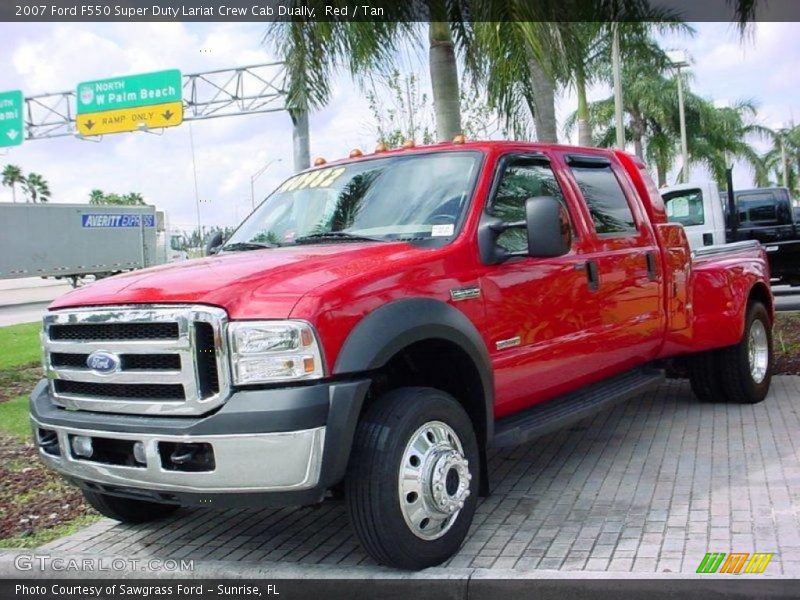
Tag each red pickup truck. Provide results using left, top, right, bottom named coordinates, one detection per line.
left=30, top=141, right=773, bottom=569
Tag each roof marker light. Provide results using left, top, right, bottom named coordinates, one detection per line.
left=349, top=148, right=363, bottom=158
left=375, top=142, right=388, bottom=152
left=313, top=157, right=327, bottom=166
left=452, top=134, right=466, bottom=144
left=402, top=139, right=416, bottom=148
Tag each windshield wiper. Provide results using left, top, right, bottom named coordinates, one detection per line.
left=294, top=232, right=386, bottom=244
left=222, top=241, right=278, bottom=252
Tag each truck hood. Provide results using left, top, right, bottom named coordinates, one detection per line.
left=49, top=242, right=426, bottom=319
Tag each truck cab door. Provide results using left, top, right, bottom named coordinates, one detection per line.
left=560, top=153, right=665, bottom=376
left=477, top=153, right=603, bottom=418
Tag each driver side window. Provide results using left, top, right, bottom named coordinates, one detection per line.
left=489, top=158, right=569, bottom=253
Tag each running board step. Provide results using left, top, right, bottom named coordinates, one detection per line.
left=491, top=367, right=664, bottom=448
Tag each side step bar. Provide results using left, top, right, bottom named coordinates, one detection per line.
left=491, top=367, right=665, bottom=448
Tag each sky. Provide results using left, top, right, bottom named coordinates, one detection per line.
left=0, top=20, right=798, bottom=232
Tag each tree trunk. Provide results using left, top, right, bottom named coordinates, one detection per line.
left=656, top=159, right=667, bottom=187
left=631, top=116, right=645, bottom=160
left=575, top=68, right=592, bottom=147
left=428, top=21, right=462, bottom=141
left=528, top=57, right=557, bottom=143
left=11, top=185, right=16, bottom=203
left=290, top=109, right=310, bottom=172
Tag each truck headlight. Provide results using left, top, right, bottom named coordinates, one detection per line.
left=228, top=321, right=325, bottom=385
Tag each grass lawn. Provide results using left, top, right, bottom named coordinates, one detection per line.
left=0, top=322, right=41, bottom=371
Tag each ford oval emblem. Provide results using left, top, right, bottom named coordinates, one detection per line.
left=86, top=351, right=120, bottom=374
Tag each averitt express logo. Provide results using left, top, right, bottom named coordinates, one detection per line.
left=697, top=552, right=774, bottom=574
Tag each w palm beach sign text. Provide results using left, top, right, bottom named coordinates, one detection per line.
left=76, top=69, right=183, bottom=136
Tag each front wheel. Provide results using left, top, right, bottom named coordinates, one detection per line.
left=345, top=387, right=479, bottom=570
left=718, top=301, right=773, bottom=404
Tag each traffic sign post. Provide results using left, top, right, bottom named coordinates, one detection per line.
left=76, top=69, right=183, bottom=136
left=0, top=90, right=24, bottom=148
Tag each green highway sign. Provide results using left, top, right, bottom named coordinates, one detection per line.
left=76, top=69, right=182, bottom=115
left=0, top=90, right=24, bottom=148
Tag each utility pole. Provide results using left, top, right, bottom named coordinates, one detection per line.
left=250, top=158, right=282, bottom=210
left=779, top=128, right=789, bottom=189
left=188, top=122, right=202, bottom=240
left=612, top=24, right=625, bottom=149
left=406, top=76, right=416, bottom=141
left=668, top=50, right=690, bottom=184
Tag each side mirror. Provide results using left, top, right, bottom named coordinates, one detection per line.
left=204, top=231, right=224, bottom=256
left=525, top=196, right=572, bottom=258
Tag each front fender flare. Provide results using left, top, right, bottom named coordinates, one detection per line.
left=333, top=298, right=494, bottom=444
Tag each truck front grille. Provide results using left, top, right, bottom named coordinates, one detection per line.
left=49, top=322, right=179, bottom=341
left=50, top=353, right=182, bottom=371
left=43, top=306, right=230, bottom=416
left=53, top=381, right=186, bottom=400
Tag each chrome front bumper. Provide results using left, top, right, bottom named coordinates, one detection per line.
left=32, top=417, right=325, bottom=493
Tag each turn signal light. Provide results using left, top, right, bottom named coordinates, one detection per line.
left=313, top=157, right=327, bottom=166
left=349, top=148, right=363, bottom=158
left=452, top=134, right=466, bottom=144
left=402, top=139, right=415, bottom=148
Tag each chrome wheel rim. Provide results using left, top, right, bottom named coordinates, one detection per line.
left=398, top=420, right=471, bottom=541
left=748, top=319, right=769, bottom=384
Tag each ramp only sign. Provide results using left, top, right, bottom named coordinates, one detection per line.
left=82, top=214, right=156, bottom=228
left=0, top=90, right=24, bottom=148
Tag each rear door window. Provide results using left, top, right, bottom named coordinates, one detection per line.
left=569, top=164, right=638, bottom=236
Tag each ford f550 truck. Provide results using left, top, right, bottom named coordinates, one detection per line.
left=30, top=141, right=773, bottom=569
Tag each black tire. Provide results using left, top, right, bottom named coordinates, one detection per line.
left=717, top=302, right=773, bottom=404
left=688, top=350, right=729, bottom=403
left=345, top=387, right=480, bottom=570
left=82, top=490, right=179, bottom=523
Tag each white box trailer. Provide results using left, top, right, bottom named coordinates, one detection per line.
left=0, top=203, right=160, bottom=284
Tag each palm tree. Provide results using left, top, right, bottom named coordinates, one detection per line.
left=267, top=5, right=478, bottom=144
left=761, top=125, right=799, bottom=192
left=560, top=22, right=693, bottom=146
left=89, top=189, right=105, bottom=205
left=22, top=173, right=51, bottom=203
left=471, top=21, right=563, bottom=142
left=1, top=165, right=25, bottom=203
left=573, top=64, right=767, bottom=187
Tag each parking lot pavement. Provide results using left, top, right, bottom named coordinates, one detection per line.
left=10, top=377, right=800, bottom=578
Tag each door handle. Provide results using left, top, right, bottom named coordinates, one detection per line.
left=645, top=251, right=659, bottom=281
left=576, top=259, right=600, bottom=291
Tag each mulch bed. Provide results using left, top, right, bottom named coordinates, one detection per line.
left=0, top=434, right=93, bottom=541
left=774, top=312, right=800, bottom=375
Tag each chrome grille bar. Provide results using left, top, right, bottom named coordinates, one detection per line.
left=43, top=305, right=230, bottom=416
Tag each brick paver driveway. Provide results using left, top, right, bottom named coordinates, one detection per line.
left=27, top=377, right=800, bottom=576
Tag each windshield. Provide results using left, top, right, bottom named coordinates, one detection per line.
left=223, top=151, right=481, bottom=250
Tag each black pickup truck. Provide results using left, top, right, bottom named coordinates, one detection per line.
left=728, top=187, right=800, bottom=286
